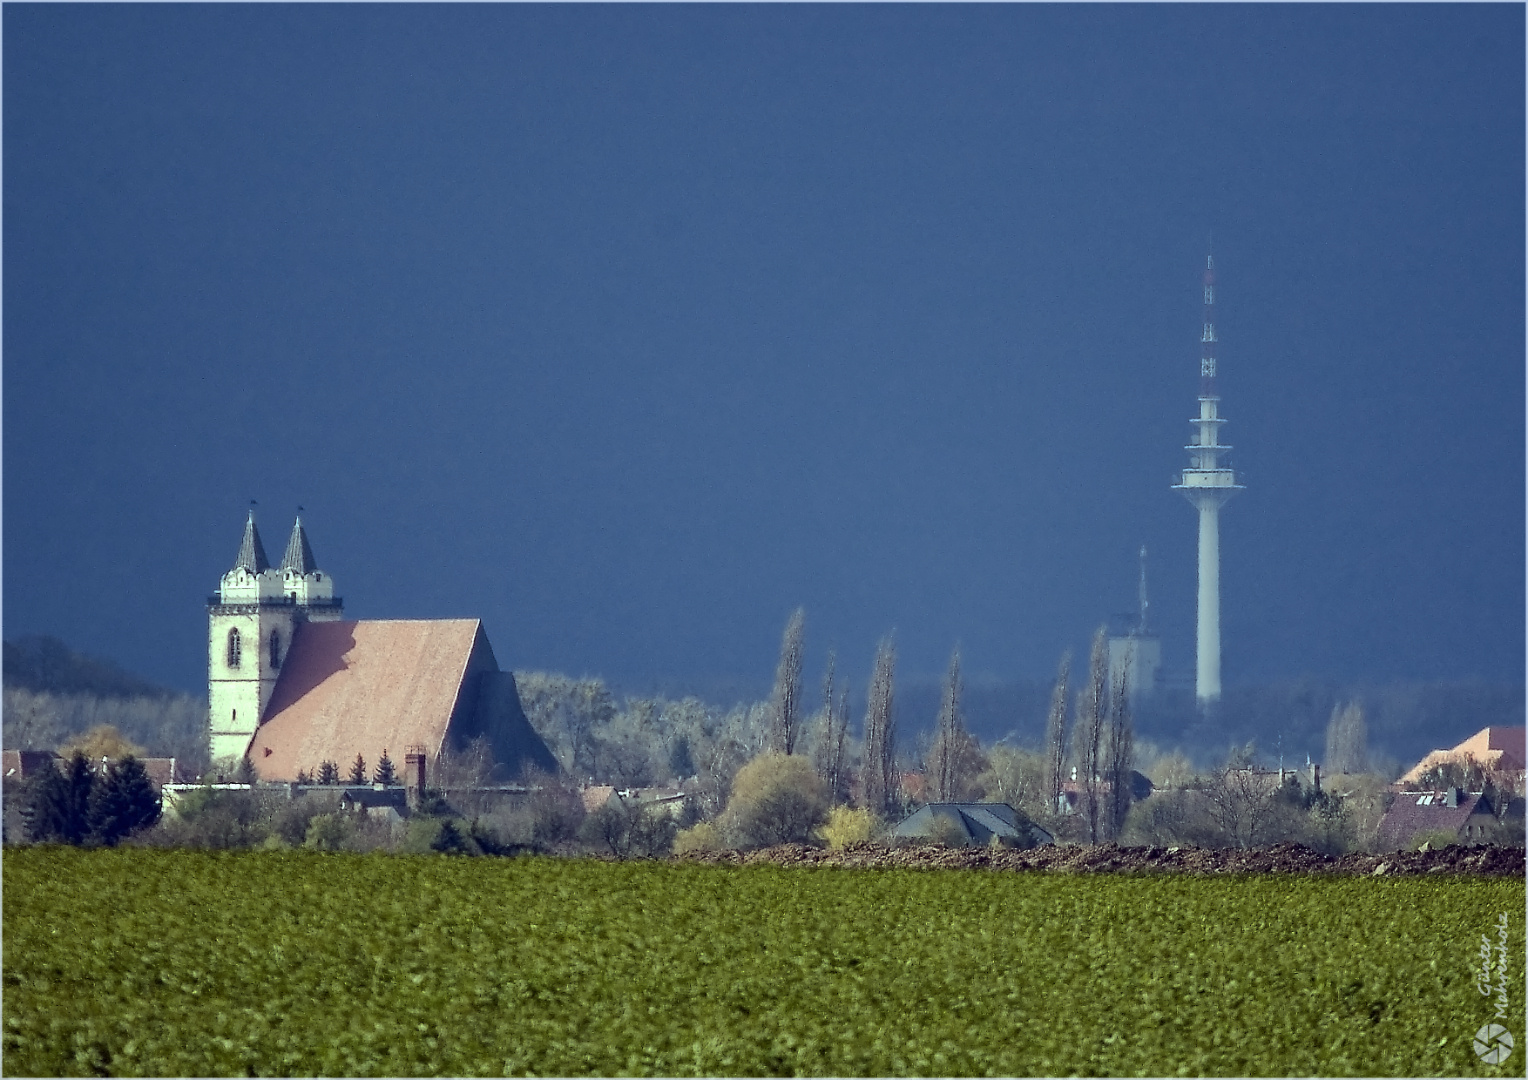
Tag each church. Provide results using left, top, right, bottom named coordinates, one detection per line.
left=207, top=512, right=557, bottom=782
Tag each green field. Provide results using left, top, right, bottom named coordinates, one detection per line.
left=3, top=848, right=1522, bottom=1077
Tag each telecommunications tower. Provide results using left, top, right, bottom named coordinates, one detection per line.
left=1172, top=252, right=1243, bottom=705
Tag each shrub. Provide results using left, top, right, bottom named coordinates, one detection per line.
left=724, top=753, right=828, bottom=848
left=303, top=813, right=354, bottom=851
left=673, top=821, right=722, bottom=854
left=818, top=805, right=878, bottom=850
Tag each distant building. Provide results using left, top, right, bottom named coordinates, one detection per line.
left=1376, top=788, right=1498, bottom=849
left=1106, top=546, right=1161, bottom=700
left=1399, top=727, right=1526, bottom=787
left=892, top=803, right=1054, bottom=848
left=208, top=512, right=557, bottom=782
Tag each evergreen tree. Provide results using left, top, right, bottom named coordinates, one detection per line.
left=347, top=754, right=367, bottom=785
left=373, top=749, right=397, bottom=786
left=234, top=756, right=257, bottom=785
left=431, top=818, right=472, bottom=854
left=86, top=756, right=162, bottom=846
left=317, top=760, right=340, bottom=785
left=295, top=768, right=313, bottom=785
left=24, top=752, right=95, bottom=844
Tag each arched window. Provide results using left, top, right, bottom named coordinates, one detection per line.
left=227, top=628, right=242, bottom=668
left=270, top=630, right=281, bottom=670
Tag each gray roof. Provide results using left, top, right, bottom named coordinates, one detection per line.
left=893, top=802, right=1054, bottom=847
left=280, top=517, right=320, bottom=574
left=232, top=512, right=271, bottom=574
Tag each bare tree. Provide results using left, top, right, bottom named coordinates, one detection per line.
left=1042, top=652, right=1072, bottom=817
left=1104, top=656, right=1134, bottom=839
left=928, top=649, right=966, bottom=803
left=770, top=608, right=806, bottom=755
left=1323, top=701, right=1368, bottom=775
left=861, top=636, right=898, bottom=817
left=1078, top=627, right=1108, bottom=844
left=817, top=651, right=851, bottom=805
left=1202, top=758, right=1281, bottom=849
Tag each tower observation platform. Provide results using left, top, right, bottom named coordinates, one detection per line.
left=1171, top=253, right=1243, bottom=705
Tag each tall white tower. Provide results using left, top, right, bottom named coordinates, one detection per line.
left=1172, top=254, right=1243, bottom=705
left=207, top=510, right=343, bottom=765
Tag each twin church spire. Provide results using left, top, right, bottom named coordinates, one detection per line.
left=229, top=510, right=321, bottom=578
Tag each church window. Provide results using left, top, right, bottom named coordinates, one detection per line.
left=227, top=628, right=242, bottom=668
left=270, top=630, right=282, bottom=670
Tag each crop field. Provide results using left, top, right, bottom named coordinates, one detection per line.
left=3, top=848, right=1522, bottom=1077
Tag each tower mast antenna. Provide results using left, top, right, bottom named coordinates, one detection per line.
left=1171, top=246, right=1244, bottom=707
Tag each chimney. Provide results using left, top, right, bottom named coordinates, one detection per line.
left=1310, top=763, right=1321, bottom=794
left=1445, top=787, right=1461, bottom=808
left=404, top=745, right=427, bottom=809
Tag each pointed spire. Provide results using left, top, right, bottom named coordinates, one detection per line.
left=233, top=510, right=271, bottom=574
left=280, top=515, right=319, bottom=574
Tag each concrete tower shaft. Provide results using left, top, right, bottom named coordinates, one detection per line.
left=1172, top=252, right=1243, bottom=704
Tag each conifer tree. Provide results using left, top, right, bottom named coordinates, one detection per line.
left=347, top=754, right=368, bottom=785
left=373, top=748, right=397, bottom=786
left=85, top=756, right=162, bottom=846
left=317, top=760, right=340, bottom=785
left=24, top=752, right=95, bottom=844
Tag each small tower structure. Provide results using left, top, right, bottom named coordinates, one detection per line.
left=207, top=511, right=343, bottom=765
left=1108, top=545, right=1162, bottom=700
left=1171, top=253, right=1244, bottom=705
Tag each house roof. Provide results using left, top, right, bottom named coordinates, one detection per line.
left=892, top=802, right=1054, bottom=847
left=1377, top=790, right=1493, bottom=849
left=2, top=749, right=58, bottom=779
left=233, top=512, right=271, bottom=574
left=280, top=517, right=319, bottom=574
left=249, top=619, right=488, bottom=782
left=1400, top=726, right=1527, bottom=783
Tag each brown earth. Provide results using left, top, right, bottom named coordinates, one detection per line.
left=673, top=840, right=1526, bottom=877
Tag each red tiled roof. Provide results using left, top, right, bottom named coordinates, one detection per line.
left=1401, top=726, right=1527, bottom=783
left=250, top=619, right=488, bottom=783
left=2, top=749, right=58, bottom=779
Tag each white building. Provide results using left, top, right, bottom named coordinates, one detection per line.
left=207, top=512, right=343, bottom=764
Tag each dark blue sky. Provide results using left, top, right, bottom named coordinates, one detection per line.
left=5, top=5, right=1523, bottom=698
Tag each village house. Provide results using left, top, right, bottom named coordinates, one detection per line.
left=1375, top=787, right=1499, bottom=849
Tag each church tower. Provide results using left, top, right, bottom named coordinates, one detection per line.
left=207, top=512, right=343, bottom=765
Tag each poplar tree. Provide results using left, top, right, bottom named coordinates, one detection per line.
left=1105, top=659, right=1135, bottom=839
left=861, top=636, right=898, bottom=817
left=1078, top=627, right=1108, bottom=844
left=769, top=608, right=806, bottom=755
left=928, top=649, right=966, bottom=803
left=1042, top=652, right=1072, bottom=818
